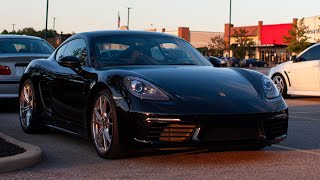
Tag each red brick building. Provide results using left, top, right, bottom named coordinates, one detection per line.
left=224, top=19, right=297, bottom=65
left=164, top=27, right=223, bottom=48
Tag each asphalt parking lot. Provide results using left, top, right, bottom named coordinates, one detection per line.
left=0, top=69, right=320, bottom=179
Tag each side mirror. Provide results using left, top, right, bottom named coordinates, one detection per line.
left=58, top=56, right=82, bottom=69
left=290, top=55, right=297, bottom=62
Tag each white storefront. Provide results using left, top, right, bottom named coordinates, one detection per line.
left=302, top=15, right=320, bottom=43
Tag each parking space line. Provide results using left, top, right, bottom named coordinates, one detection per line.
left=289, top=116, right=320, bottom=121
left=273, top=145, right=320, bottom=156
left=290, top=111, right=320, bottom=114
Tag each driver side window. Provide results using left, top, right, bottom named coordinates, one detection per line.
left=55, top=44, right=67, bottom=61
left=299, top=45, right=320, bottom=61
left=55, top=39, right=87, bottom=66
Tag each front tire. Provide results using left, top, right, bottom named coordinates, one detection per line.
left=272, top=74, right=289, bottom=98
left=91, top=89, right=123, bottom=159
left=19, top=79, right=43, bottom=133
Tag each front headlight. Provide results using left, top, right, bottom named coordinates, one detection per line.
left=123, top=76, right=170, bottom=101
left=261, top=76, right=280, bottom=99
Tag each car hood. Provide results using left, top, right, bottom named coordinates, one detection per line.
left=108, top=66, right=283, bottom=114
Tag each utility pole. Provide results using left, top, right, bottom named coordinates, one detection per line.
left=53, top=17, right=56, bottom=42
left=228, top=0, right=232, bottom=61
left=53, top=17, right=56, bottom=31
left=12, top=24, right=16, bottom=32
left=127, top=7, right=132, bottom=29
left=45, top=0, right=49, bottom=40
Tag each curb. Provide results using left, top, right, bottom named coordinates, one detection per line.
left=0, top=132, right=43, bottom=173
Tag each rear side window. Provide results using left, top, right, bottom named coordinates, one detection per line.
left=0, top=38, right=54, bottom=54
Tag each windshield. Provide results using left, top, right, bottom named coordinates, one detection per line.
left=92, top=35, right=211, bottom=67
left=0, top=38, right=54, bottom=54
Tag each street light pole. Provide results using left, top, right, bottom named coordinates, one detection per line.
left=228, top=0, right=232, bottom=60
left=12, top=24, right=16, bottom=32
left=45, top=0, right=49, bottom=40
left=127, top=7, right=132, bottom=29
left=53, top=17, right=56, bottom=31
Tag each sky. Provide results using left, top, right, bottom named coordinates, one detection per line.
left=1, top=0, right=320, bottom=34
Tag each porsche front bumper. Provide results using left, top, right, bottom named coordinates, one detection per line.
left=120, top=108, right=288, bottom=148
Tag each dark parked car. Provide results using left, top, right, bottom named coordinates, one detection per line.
left=242, top=58, right=268, bottom=67
left=230, top=57, right=241, bottom=67
left=0, top=35, right=54, bottom=98
left=19, top=30, right=288, bottom=159
left=206, top=56, right=227, bottom=67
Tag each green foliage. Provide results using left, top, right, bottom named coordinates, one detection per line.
left=1, top=29, right=9, bottom=34
left=208, top=35, right=226, bottom=57
left=1, top=27, right=56, bottom=39
left=196, top=47, right=209, bottom=56
left=231, top=29, right=255, bottom=59
left=283, top=18, right=310, bottom=54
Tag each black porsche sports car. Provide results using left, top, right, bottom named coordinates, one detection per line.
left=19, top=30, right=288, bottom=158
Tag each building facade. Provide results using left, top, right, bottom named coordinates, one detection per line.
left=160, top=27, right=223, bottom=48
left=302, top=15, right=320, bottom=43
left=224, top=19, right=297, bottom=65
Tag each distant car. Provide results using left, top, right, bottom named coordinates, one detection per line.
left=242, top=58, right=268, bottom=68
left=230, top=57, right=241, bottom=67
left=0, top=35, right=54, bottom=98
left=269, top=43, right=320, bottom=98
left=206, top=56, right=227, bottom=67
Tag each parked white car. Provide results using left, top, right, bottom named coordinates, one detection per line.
left=268, top=43, right=320, bottom=98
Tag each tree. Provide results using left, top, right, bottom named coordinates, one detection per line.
left=196, top=47, right=209, bottom=56
left=231, top=29, right=255, bottom=59
left=1, top=27, right=56, bottom=39
left=20, top=27, right=37, bottom=36
left=1, top=29, right=9, bottom=34
left=208, top=35, right=226, bottom=57
left=283, top=18, right=310, bottom=54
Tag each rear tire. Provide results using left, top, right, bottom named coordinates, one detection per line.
left=272, top=74, right=289, bottom=98
left=19, top=79, right=43, bottom=133
left=91, top=89, right=124, bottom=159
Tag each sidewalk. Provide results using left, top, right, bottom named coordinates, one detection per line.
left=0, top=132, right=43, bottom=173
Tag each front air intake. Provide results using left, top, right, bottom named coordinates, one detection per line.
left=147, top=124, right=196, bottom=142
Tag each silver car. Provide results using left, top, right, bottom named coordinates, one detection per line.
left=0, top=35, right=54, bottom=98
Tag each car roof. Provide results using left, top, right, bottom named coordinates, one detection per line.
left=0, top=34, right=44, bottom=40
left=73, top=30, right=181, bottom=40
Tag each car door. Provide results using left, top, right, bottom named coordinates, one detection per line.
left=290, top=44, right=320, bottom=91
left=51, top=38, right=89, bottom=128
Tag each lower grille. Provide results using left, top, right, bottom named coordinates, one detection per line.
left=263, top=118, right=288, bottom=139
left=147, top=124, right=195, bottom=142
